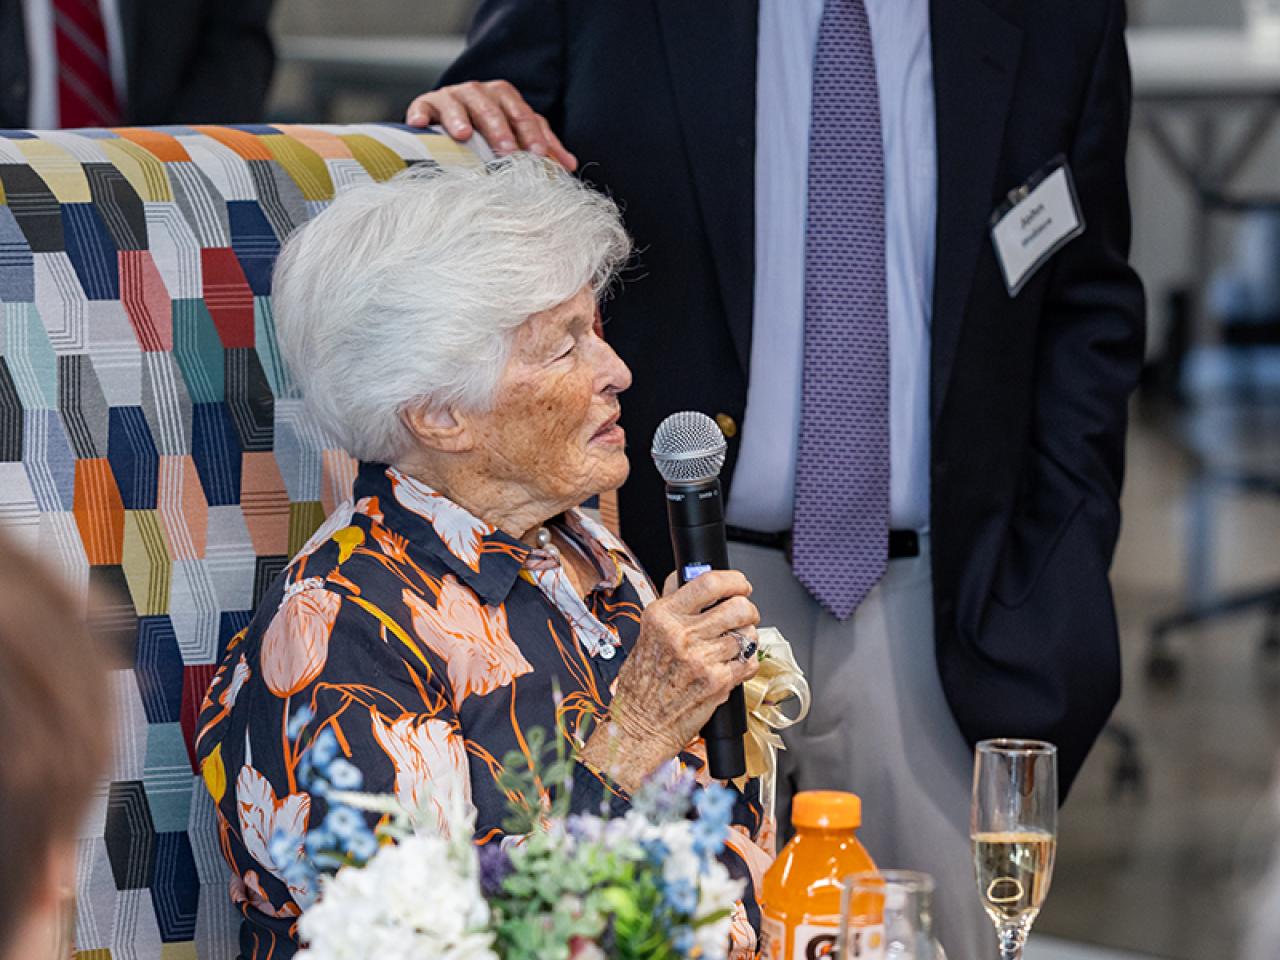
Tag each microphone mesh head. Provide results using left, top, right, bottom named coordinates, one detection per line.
left=651, top=411, right=727, bottom=484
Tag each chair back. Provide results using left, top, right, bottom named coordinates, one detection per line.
left=0, top=122, right=482, bottom=958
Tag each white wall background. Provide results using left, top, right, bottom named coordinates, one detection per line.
left=272, top=0, right=475, bottom=37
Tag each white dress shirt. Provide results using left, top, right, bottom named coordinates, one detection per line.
left=725, top=0, right=938, bottom=533
left=22, top=0, right=128, bottom=128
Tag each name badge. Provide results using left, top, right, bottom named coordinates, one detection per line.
left=990, top=158, right=1086, bottom=297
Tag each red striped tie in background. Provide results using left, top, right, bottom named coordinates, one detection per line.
left=53, top=0, right=121, bottom=128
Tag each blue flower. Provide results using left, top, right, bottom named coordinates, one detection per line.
left=641, top=837, right=670, bottom=866
left=324, top=805, right=366, bottom=842
left=693, top=784, right=735, bottom=824
left=692, top=785, right=734, bottom=858
left=691, top=815, right=727, bottom=860
left=671, top=925, right=695, bottom=956
left=311, top=728, right=340, bottom=768
left=664, top=878, right=698, bottom=915
left=346, top=829, right=379, bottom=863
left=281, top=857, right=317, bottom=899
left=268, top=827, right=300, bottom=869
left=286, top=706, right=315, bottom=741
left=305, top=827, right=338, bottom=861
left=325, top=758, right=363, bottom=790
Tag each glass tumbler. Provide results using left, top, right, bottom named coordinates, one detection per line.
left=839, top=869, right=943, bottom=959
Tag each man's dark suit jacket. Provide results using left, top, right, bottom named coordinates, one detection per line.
left=440, top=0, right=1146, bottom=794
left=0, top=0, right=275, bottom=127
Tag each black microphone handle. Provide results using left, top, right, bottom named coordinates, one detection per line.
left=665, top=478, right=748, bottom=781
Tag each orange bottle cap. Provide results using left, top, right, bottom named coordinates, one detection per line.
left=792, top=790, right=862, bottom=830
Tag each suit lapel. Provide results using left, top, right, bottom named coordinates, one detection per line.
left=117, top=0, right=140, bottom=110
left=929, top=0, right=1022, bottom=424
left=652, top=0, right=758, bottom=375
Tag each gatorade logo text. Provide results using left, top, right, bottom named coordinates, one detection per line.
left=805, top=933, right=837, bottom=959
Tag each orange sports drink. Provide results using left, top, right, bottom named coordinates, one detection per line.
left=759, top=791, right=878, bottom=960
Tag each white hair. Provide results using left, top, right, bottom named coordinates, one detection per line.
left=271, top=153, right=632, bottom=464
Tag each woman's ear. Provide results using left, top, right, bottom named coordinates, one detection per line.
left=400, top=402, right=474, bottom=454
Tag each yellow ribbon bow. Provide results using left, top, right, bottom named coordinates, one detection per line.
left=735, top=626, right=811, bottom=826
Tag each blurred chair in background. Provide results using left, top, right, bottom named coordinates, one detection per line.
left=1147, top=197, right=1280, bottom=681
left=0, top=532, right=114, bottom=960
left=0, top=0, right=277, bottom=128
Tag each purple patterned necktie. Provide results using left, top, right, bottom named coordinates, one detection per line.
left=791, top=0, right=889, bottom=621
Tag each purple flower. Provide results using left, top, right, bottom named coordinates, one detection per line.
left=633, top=762, right=696, bottom=822
left=477, top=842, right=513, bottom=897
left=565, top=814, right=605, bottom=844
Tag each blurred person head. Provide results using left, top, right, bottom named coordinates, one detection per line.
left=0, top=538, right=114, bottom=960
left=272, top=153, right=633, bottom=533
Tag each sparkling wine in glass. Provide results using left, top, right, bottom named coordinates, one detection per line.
left=970, top=739, right=1058, bottom=960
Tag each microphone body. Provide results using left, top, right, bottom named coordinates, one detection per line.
left=665, top=475, right=748, bottom=780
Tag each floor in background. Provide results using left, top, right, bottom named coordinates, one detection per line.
left=1029, top=936, right=1170, bottom=960
left=1035, top=397, right=1280, bottom=960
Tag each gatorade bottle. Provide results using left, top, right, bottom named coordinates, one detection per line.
left=759, top=791, right=878, bottom=960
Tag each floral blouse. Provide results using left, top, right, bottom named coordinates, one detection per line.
left=196, top=462, right=772, bottom=959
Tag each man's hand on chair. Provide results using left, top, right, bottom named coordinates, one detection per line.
left=406, top=81, right=578, bottom=171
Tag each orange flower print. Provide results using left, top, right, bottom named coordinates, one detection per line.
left=390, top=470, right=492, bottom=571
left=370, top=712, right=473, bottom=833
left=371, top=524, right=411, bottom=564
left=728, top=902, right=758, bottom=960
left=726, top=823, right=774, bottom=895
left=231, top=870, right=302, bottom=919
left=353, top=495, right=383, bottom=524
left=261, top=579, right=342, bottom=697
left=403, top=577, right=531, bottom=706
left=295, top=501, right=355, bottom=561
left=220, top=654, right=251, bottom=708
left=292, top=497, right=380, bottom=563
left=236, top=764, right=312, bottom=903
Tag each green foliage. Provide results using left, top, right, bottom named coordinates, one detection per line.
left=470, top=709, right=734, bottom=960
left=496, top=723, right=578, bottom=836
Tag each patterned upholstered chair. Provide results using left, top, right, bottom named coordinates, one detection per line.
left=0, top=123, right=484, bottom=959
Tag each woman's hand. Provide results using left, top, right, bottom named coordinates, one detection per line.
left=405, top=81, right=578, bottom=171
left=580, top=570, right=761, bottom=792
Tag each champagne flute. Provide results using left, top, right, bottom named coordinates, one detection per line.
left=970, top=739, right=1058, bottom=960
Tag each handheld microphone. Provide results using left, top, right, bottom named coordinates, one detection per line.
left=651, top=411, right=747, bottom=781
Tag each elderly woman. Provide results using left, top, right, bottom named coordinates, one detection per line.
left=195, top=155, right=769, bottom=958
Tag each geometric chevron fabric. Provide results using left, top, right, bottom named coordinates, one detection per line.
left=0, top=123, right=484, bottom=959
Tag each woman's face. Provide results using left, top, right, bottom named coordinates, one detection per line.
left=468, top=287, right=633, bottom=515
